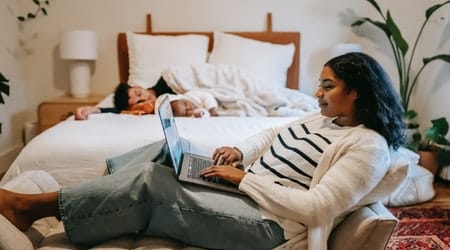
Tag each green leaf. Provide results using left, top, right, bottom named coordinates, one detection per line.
left=423, top=54, right=450, bottom=65
left=412, top=132, right=422, bottom=142
left=45, top=0, right=49, bottom=5
left=431, top=117, right=449, bottom=136
left=355, top=18, right=391, bottom=36
left=408, top=123, right=420, bottom=129
left=424, top=117, right=449, bottom=144
left=425, top=127, right=441, bottom=141
left=437, top=149, right=450, bottom=166
left=0, top=82, right=10, bottom=104
left=404, top=110, right=418, bottom=119
left=0, top=72, right=9, bottom=82
left=17, top=16, right=25, bottom=21
left=386, top=11, right=409, bottom=55
left=351, top=19, right=366, bottom=27
left=41, top=8, right=47, bottom=15
left=27, top=13, right=36, bottom=18
left=365, top=0, right=382, bottom=14
left=425, top=1, right=450, bottom=19
left=33, top=0, right=40, bottom=5
left=407, top=138, right=421, bottom=152
left=0, top=123, right=2, bottom=134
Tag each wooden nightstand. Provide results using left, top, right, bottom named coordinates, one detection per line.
left=38, top=95, right=105, bottom=132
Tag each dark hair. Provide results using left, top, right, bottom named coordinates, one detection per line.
left=113, top=83, right=131, bottom=112
left=324, top=52, right=405, bottom=149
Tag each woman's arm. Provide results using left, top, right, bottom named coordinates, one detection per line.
left=239, top=131, right=390, bottom=227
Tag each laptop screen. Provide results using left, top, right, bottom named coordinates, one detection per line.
left=157, top=96, right=184, bottom=175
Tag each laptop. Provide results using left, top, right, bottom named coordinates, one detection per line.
left=157, top=96, right=245, bottom=195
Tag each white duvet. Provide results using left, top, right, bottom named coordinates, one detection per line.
left=1, top=113, right=301, bottom=187
left=162, top=64, right=319, bottom=116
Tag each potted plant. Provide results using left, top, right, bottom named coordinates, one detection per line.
left=351, top=0, right=450, bottom=113
left=410, top=117, right=450, bottom=175
left=351, top=0, right=450, bottom=177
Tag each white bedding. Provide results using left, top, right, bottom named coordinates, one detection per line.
left=163, top=64, right=318, bottom=116
left=1, top=113, right=301, bottom=187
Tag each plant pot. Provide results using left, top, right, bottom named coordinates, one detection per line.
left=418, top=150, right=439, bottom=175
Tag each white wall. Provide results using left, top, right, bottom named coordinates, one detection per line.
left=0, top=0, right=27, bottom=172
left=1, top=0, right=449, bottom=167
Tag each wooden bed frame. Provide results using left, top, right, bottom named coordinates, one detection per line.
left=117, top=13, right=301, bottom=89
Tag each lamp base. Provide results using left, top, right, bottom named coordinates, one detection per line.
left=69, top=61, right=91, bottom=98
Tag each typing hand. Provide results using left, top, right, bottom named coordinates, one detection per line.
left=200, top=165, right=245, bottom=185
left=212, top=146, right=243, bottom=167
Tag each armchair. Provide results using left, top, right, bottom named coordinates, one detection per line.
left=0, top=171, right=397, bottom=250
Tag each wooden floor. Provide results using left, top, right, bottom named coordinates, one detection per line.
left=406, top=177, right=450, bottom=209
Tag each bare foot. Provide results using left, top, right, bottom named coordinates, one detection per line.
left=0, top=189, right=34, bottom=231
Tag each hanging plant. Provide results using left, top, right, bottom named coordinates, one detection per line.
left=0, top=0, right=50, bottom=134
left=0, top=73, right=11, bottom=134
left=18, top=0, right=50, bottom=22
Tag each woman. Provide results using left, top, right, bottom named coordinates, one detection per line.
left=0, top=52, right=405, bottom=250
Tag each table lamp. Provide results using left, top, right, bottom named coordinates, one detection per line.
left=60, top=30, right=98, bottom=98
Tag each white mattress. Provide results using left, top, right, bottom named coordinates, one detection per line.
left=2, top=113, right=300, bottom=187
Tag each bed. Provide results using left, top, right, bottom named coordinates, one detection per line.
left=1, top=13, right=317, bottom=187
left=0, top=13, right=400, bottom=250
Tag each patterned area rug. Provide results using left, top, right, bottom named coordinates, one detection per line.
left=386, top=207, right=450, bottom=250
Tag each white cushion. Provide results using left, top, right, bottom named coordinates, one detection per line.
left=377, top=147, right=435, bottom=207
left=0, top=215, right=34, bottom=250
left=208, top=32, right=295, bottom=88
left=383, top=164, right=435, bottom=207
left=127, top=32, right=209, bottom=89
left=358, top=147, right=416, bottom=205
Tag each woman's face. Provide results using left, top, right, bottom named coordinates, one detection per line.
left=315, top=66, right=358, bottom=125
left=128, top=87, right=156, bottom=106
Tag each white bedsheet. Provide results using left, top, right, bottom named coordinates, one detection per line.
left=2, top=114, right=300, bottom=187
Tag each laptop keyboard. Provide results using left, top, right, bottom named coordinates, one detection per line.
left=188, top=157, right=213, bottom=179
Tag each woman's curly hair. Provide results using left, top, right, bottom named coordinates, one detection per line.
left=325, top=52, right=406, bottom=149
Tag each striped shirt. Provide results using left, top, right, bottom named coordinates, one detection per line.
left=248, top=118, right=352, bottom=190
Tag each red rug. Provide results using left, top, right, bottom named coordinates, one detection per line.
left=386, top=207, right=450, bottom=250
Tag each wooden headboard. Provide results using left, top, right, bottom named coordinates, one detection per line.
left=118, top=13, right=301, bottom=89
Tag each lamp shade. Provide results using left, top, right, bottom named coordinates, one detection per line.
left=60, top=30, right=98, bottom=60
left=330, top=43, right=363, bottom=58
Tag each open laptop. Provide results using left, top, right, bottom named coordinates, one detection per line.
left=157, top=96, right=245, bottom=195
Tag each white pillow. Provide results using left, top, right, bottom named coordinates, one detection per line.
left=127, top=32, right=209, bottom=89
left=208, top=32, right=295, bottom=88
left=358, top=148, right=412, bottom=205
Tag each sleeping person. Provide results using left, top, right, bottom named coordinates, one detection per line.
left=155, top=90, right=219, bottom=117
left=74, top=77, right=175, bottom=120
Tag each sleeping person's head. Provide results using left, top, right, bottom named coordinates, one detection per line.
left=113, top=83, right=157, bottom=112
left=155, top=94, right=207, bottom=117
left=170, top=98, right=200, bottom=117
left=113, top=78, right=175, bottom=112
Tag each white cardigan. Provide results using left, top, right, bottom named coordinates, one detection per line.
left=237, top=113, right=391, bottom=250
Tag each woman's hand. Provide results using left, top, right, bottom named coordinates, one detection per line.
left=212, top=146, right=243, bottom=167
left=200, top=165, right=246, bottom=185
